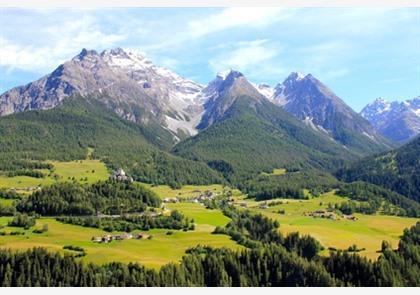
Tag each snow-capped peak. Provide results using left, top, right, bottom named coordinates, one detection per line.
left=101, top=47, right=154, bottom=71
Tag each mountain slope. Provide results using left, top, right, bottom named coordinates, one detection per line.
left=173, top=71, right=357, bottom=183
left=267, top=72, right=392, bottom=155
left=0, top=97, right=223, bottom=186
left=360, top=97, right=420, bottom=143
left=336, top=135, right=420, bottom=202
left=0, top=48, right=204, bottom=138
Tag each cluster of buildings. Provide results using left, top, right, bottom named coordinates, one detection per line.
left=304, top=210, right=357, bottom=221
left=10, top=186, right=40, bottom=192
left=91, top=232, right=146, bottom=243
left=162, top=191, right=217, bottom=204
left=109, top=168, right=133, bottom=182
left=191, top=192, right=216, bottom=203
left=305, top=210, right=338, bottom=220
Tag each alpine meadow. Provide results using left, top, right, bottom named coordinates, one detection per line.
left=0, top=6, right=419, bottom=288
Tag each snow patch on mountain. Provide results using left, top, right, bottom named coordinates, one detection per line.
left=101, top=48, right=206, bottom=136
left=253, top=83, right=274, bottom=99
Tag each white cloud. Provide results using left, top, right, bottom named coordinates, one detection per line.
left=285, top=41, right=354, bottom=81
left=155, top=57, right=180, bottom=70
left=0, top=15, right=127, bottom=73
left=188, top=7, right=291, bottom=38
left=209, top=39, right=285, bottom=81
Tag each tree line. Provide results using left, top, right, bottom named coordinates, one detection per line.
left=0, top=221, right=418, bottom=286
left=16, top=181, right=162, bottom=216
left=57, top=210, right=195, bottom=232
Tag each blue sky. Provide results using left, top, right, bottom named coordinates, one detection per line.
left=0, top=7, right=419, bottom=111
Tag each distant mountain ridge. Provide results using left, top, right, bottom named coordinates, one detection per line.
left=360, top=97, right=420, bottom=143
left=255, top=72, right=391, bottom=154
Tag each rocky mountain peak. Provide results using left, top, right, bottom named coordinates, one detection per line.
left=284, top=71, right=307, bottom=83
left=267, top=71, right=389, bottom=151
left=0, top=47, right=207, bottom=139
left=361, top=96, right=420, bottom=142
left=197, top=71, right=265, bottom=130
left=72, top=48, right=100, bottom=61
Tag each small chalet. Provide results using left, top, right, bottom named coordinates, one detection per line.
left=110, top=168, right=133, bottom=182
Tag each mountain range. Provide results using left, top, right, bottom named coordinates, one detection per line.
left=0, top=48, right=393, bottom=149
left=3, top=47, right=414, bottom=185
left=360, top=97, right=420, bottom=143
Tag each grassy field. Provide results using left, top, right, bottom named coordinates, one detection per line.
left=0, top=159, right=416, bottom=265
left=0, top=159, right=109, bottom=193
left=140, top=183, right=226, bottom=200
left=49, top=160, right=109, bottom=183
left=0, top=198, right=15, bottom=207
left=0, top=165, right=242, bottom=268
left=166, top=202, right=231, bottom=228
left=236, top=191, right=418, bottom=260
left=0, top=216, right=241, bottom=269
left=260, top=168, right=287, bottom=176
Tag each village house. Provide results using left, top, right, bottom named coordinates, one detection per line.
left=305, top=210, right=338, bottom=220
left=115, top=232, right=133, bottom=240
left=343, top=215, right=358, bottom=221
left=92, top=232, right=133, bottom=243
left=259, top=202, right=269, bottom=209
left=92, top=236, right=102, bottom=243
left=163, top=197, right=179, bottom=203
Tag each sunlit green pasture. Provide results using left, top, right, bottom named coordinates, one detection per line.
left=0, top=216, right=241, bottom=269
left=260, top=168, right=287, bottom=176
left=0, top=159, right=109, bottom=193
left=166, top=202, right=231, bottom=228
left=140, top=183, right=226, bottom=200
left=242, top=191, right=418, bottom=260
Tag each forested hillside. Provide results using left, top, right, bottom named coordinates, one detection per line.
left=0, top=97, right=223, bottom=186
left=336, top=136, right=420, bottom=202
left=173, top=95, right=356, bottom=183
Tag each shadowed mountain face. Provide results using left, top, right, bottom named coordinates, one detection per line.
left=265, top=72, right=392, bottom=155
left=0, top=48, right=205, bottom=138
left=360, top=97, right=420, bottom=143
